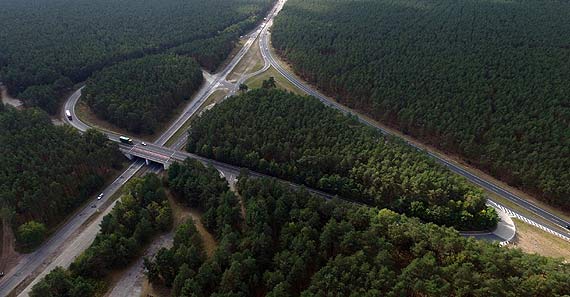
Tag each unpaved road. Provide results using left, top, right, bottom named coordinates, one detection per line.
left=0, top=219, right=21, bottom=275
left=1, top=85, right=23, bottom=108
left=107, top=233, right=174, bottom=297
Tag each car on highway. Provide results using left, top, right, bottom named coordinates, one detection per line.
left=565, top=224, right=570, bottom=230
left=141, top=142, right=147, bottom=146
left=119, top=136, right=134, bottom=145
left=97, top=193, right=104, bottom=200
left=91, top=204, right=96, bottom=208
left=0, top=272, right=4, bottom=278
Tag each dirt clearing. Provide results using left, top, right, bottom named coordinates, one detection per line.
left=511, top=219, right=570, bottom=260
left=0, top=219, right=21, bottom=274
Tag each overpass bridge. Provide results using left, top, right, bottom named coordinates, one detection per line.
left=118, top=142, right=336, bottom=199
left=120, top=143, right=177, bottom=169
left=119, top=142, right=241, bottom=173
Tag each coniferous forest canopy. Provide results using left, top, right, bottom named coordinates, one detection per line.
left=31, top=174, right=172, bottom=296
left=0, top=105, right=123, bottom=248
left=0, top=0, right=273, bottom=113
left=145, top=160, right=570, bottom=297
left=187, top=89, right=497, bottom=231
left=271, top=0, right=570, bottom=209
left=84, top=55, right=203, bottom=134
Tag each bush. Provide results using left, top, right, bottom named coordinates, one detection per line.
left=17, top=220, right=47, bottom=250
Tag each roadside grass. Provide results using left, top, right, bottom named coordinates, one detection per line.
left=10, top=163, right=136, bottom=296
left=227, top=38, right=264, bottom=82
left=244, top=66, right=304, bottom=95
left=511, top=218, right=570, bottom=261
left=15, top=161, right=130, bottom=253
left=97, top=170, right=166, bottom=295
left=164, top=89, right=228, bottom=148
left=76, top=162, right=138, bottom=237
left=214, top=39, right=247, bottom=74
left=263, top=29, right=570, bottom=233
left=75, top=97, right=193, bottom=143
left=486, top=191, right=570, bottom=234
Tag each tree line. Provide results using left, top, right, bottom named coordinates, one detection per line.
left=0, top=105, right=123, bottom=249
left=147, top=159, right=570, bottom=296
left=187, top=89, right=497, bottom=230
left=84, top=54, right=203, bottom=134
left=271, top=0, right=570, bottom=210
left=31, top=174, right=172, bottom=296
left=0, top=0, right=272, bottom=114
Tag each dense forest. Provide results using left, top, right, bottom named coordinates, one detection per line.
left=187, top=89, right=497, bottom=230
left=0, top=105, right=122, bottom=249
left=0, top=0, right=273, bottom=113
left=31, top=174, right=172, bottom=296
left=83, top=55, right=203, bottom=134
left=146, top=160, right=570, bottom=296
left=271, top=0, right=570, bottom=209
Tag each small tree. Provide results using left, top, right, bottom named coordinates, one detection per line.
left=239, top=83, right=249, bottom=92
left=17, top=220, right=47, bottom=250
left=262, top=77, right=277, bottom=89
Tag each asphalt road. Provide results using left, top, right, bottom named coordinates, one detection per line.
left=0, top=160, right=144, bottom=297
left=0, top=2, right=288, bottom=296
left=258, top=6, right=570, bottom=238
left=4, top=0, right=567, bottom=295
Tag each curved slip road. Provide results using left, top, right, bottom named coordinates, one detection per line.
left=1, top=2, right=287, bottom=296
left=258, top=0, right=570, bottom=240
left=5, top=0, right=566, bottom=295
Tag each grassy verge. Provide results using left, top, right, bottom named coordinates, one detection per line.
left=511, top=218, right=570, bottom=260
left=164, top=90, right=228, bottom=148
left=214, top=39, right=247, bottom=74
left=227, top=38, right=264, bottom=82
left=75, top=85, right=204, bottom=143
left=75, top=101, right=158, bottom=142
left=486, top=191, right=570, bottom=234
left=264, top=30, right=570, bottom=232
left=15, top=160, right=130, bottom=253
left=244, top=66, right=303, bottom=95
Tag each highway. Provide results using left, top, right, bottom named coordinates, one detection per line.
left=257, top=6, right=570, bottom=238
left=119, top=142, right=337, bottom=200
left=0, top=160, right=144, bottom=297
left=2, top=0, right=567, bottom=295
left=0, top=2, right=288, bottom=296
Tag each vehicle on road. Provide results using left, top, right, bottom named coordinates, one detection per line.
left=119, top=136, right=134, bottom=145
left=141, top=142, right=147, bottom=146
left=565, top=224, right=570, bottom=230
left=65, top=110, right=72, bottom=121
left=97, top=193, right=103, bottom=200
left=0, top=272, right=4, bottom=278
left=91, top=204, right=96, bottom=208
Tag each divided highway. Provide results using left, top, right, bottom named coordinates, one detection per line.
left=258, top=7, right=570, bottom=238
left=0, top=2, right=287, bottom=296
left=2, top=0, right=567, bottom=295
